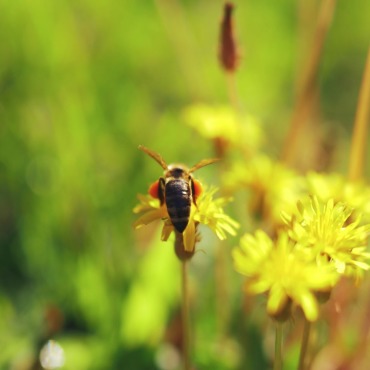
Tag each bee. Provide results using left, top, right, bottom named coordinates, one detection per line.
left=139, top=145, right=219, bottom=233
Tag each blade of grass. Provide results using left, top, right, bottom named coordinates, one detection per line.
left=281, top=0, right=337, bottom=166
left=348, top=47, right=370, bottom=182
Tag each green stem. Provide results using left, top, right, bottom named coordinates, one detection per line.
left=226, top=71, right=241, bottom=114
left=274, top=323, right=283, bottom=370
left=215, top=242, right=228, bottom=339
left=298, top=319, right=311, bottom=370
left=348, top=47, right=370, bottom=182
left=181, top=260, right=190, bottom=370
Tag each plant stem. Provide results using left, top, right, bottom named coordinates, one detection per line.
left=281, top=0, right=337, bottom=166
left=348, top=47, right=370, bottom=182
left=226, top=71, right=241, bottom=114
left=215, top=241, right=228, bottom=339
left=181, top=260, right=191, bottom=370
left=298, top=319, right=311, bottom=370
left=274, top=323, right=283, bottom=370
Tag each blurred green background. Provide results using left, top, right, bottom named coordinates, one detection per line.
left=0, top=0, right=369, bottom=369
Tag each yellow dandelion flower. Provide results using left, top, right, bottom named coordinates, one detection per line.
left=182, top=104, right=263, bottom=152
left=194, top=187, right=239, bottom=240
left=233, top=231, right=338, bottom=321
left=134, top=186, right=239, bottom=253
left=282, top=196, right=370, bottom=278
left=223, top=155, right=305, bottom=224
left=306, top=172, right=370, bottom=223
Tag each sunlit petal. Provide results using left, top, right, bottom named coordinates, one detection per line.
left=133, top=209, right=163, bottom=229
left=183, top=220, right=196, bottom=252
left=161, top=223, right=174, bottom=241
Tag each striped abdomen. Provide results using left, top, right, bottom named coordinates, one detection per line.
left=165, top=179, right=192, bottom=233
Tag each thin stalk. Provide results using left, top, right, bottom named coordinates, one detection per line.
left=348, top=47, right=370, bottom=182
left=281, top=0, right=337, bottom=166
left=214, top=240, right=228, bottom=339
left=226, top=71, right=241, bottom=114
left=181, top=260, right=191, bottom=370
left=274, top=323, right=283, bottom=370
left=298, top=319, right=311, bottom=370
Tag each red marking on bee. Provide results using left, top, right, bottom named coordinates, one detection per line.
left=192, top=179, right=203, bottom=202
left=148, top=180, right=160, bottom=199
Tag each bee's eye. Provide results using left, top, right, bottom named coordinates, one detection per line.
left=148, top=180, right=160, bottom=198
left=192, top=179, right=203, bottom=200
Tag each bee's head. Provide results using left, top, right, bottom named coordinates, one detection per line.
left=166, top=164, right=189, bottom=179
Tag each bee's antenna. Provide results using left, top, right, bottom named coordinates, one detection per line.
left=189, top=158, right=220, bottom=173
left=138, top=145, right=168, bottom=170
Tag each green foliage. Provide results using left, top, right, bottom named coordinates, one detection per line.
left=0, top=1, right=369, bottom=369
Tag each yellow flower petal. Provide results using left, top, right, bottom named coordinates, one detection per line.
left=293, top=290, right=318, bottom=322
left=133, top=209, right=164, bottom=229
left=183, top=219, right=196, bottom=252
left=233, top=230, right=339, bottom=321
left=161, top=223, right=174, bottom=241
left=267, top=285, right=288, bottom=316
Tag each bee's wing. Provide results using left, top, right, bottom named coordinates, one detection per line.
left=189, top=158, right=220, bottom=173
left=138, top=145, right=168, bottom=170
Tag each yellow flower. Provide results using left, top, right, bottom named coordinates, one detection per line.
left=182, top=104, right=263, bottom=152
left=306, top=172, right=370, bottom=223
left=282, top=196, right=370, bottom=278
left=223, top=154, right=305, bottom=225
left=133, top=186, right=239, bottom=253
left=133, top=194, right=169, bottom=226
left=233, top=231, right=338, bottom=321
left=194, top=187, right=239, bottom=240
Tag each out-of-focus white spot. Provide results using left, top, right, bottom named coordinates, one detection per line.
left=40, top=340, right=65, bottom=369
left=155, top=343, right=181, bottom=370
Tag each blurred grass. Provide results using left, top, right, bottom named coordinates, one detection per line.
left=0, top=0, right=369, bottom=369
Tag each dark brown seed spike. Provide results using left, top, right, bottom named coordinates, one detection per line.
left=219, top=2, right=238, bottom=72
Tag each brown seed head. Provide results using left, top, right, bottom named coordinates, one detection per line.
left=219, top=2, right=238, bottom=72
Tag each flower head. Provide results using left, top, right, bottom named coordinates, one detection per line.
left=282, top=196, right=370, bottom=279
left=306, top=172, right=370, bottom=223
left=233, top=231, right=338, bottom=321
left=182, top=104, right=263, bottom=154
left=134, top=186, right=239, bottom=255
left=223, top=155, right=305, bottom=225
left=194, top=187, right=239, bottom=240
